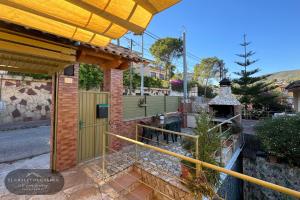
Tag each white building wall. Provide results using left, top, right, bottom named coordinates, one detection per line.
left=295, top=90, right=300, bottom=112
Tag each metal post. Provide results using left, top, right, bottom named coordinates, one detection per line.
left=135, top=124, right=138, bottom=162
left=102, top=131, right=106, bottom=176
left=183, top=31, right=188, bottom=102
left=195, top=136, right=201, bottom=177
left=219, top=126, right=223, bottom=165
left=51, top=72, right=59, bottom=171
left=140, top=33, right=144, bottom=96
left=129, top=39, right=133, bottom=95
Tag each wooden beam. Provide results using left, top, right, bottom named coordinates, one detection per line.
left=0, top=30, right=76, bottom=55
left=118, top=61, right=130, bottom=70
left=77, top=55, right=108, bottom=66
left=101, top=59, right=123, bottom=69
left=133, top=0, right=158, bottom=13
left=78, top=48, right=117, bottom=61
left=0, top=66, right=49, bottom=74
left=0, top=39, right=76, bottom=62
left=0, top=52, right=67, bottom=67
left=65, top=0, right=145, bottom=34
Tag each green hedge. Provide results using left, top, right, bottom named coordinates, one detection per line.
left=255, top=114, right=300, bottom=166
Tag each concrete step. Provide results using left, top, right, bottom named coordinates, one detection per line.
left=103, top=170, right=142, bottom=198
left=123, top=184, right=154, bottom=200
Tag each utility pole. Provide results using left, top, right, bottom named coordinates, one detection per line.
left=183, top=31, right=188, bottom=102
left=129, top=39, right=133, bottom=95
left=140, top=33, right=144, bottom=96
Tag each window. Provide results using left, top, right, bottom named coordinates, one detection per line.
left=150, top=72, right=156, bottom=78
left=159, top=74, right=164, bottom=79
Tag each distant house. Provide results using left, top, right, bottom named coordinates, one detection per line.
left=286, top=80, right=300, bottom=112
left=132, top=59, right=166, bottom=80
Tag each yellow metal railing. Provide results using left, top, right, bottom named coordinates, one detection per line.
left=209, top=114, right=243, bottom=165
left=104, top=131, right=300, bottom=199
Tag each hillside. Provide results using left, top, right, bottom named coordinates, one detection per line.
left=266, top=69, right=300, bottom=83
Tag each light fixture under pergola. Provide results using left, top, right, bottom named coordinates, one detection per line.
left=0, top=0, right=181, bottom=47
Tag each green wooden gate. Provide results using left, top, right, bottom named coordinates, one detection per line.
left=78, top=90, right=109, bottom=163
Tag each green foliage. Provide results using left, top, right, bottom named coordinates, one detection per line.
left=8, top=71, right=51, bottom=79
left=150, top=37, right=183, bottom=80
left=232, top=35, right=278, bottom=109
left=123, top=69, right=164, bottom=89
left=194, top=57, right=225, bottom=84
left=255, top=114, right=300, bottom=166
left=197, top=85, right=216, bottom=98
left=194, top=57, right=225, bottom=98
left=79, top=64, right=103, bottom=90
left=170, top=79, right=198, bottom=92
left=181, top=111, right=221, bottom=198
left=123, top=69, right=141, bottom=89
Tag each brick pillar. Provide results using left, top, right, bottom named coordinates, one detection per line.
left=103, top=68, right=124, bottom=150
left=51, top=64, right=79, bottom=171
left=103, top=68, right=123, bottom=132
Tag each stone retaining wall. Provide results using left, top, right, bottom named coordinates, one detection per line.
left=243, top=156, right=300, bottom=200
left=0, top=75, right=52, bottom=124
left=134, top=165, right=194, bottom=200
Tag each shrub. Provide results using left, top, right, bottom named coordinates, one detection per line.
left=255, top=114, right=300, bottom=166
left=170, top=79, right=198, bottom=92
left=181, top=111, right=221, bottom=199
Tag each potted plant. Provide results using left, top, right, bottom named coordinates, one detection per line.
left=181, top=111, right=222, bottom=199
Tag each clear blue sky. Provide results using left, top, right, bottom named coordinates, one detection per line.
left=131, top=0, right=300, bottom=77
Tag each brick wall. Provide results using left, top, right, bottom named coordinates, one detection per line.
left=52, top=64, right=79, bottom=171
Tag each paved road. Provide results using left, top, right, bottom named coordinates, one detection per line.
left=0, top=126, right=50, bottom=163
left=242, top=119, right=259, bottom=135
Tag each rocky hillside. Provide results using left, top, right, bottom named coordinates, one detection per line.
left=267, top=69, right=300, bottom=83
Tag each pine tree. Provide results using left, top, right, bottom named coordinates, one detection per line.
left=232, top=34, right=277, bottom=110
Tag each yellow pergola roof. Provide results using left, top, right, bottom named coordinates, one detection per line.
left=0, top=0, right=180, bottom=47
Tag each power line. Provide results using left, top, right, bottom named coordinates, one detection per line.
left=122, top=32, right=200, bottom=71
left=144, top=30, right=202, bottom=62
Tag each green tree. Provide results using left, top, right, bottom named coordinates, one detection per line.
left=123, top=70, right=164, bottom=90
left=232, top=35, right=277, bottom=109
left=150, top=37, right=183, bottom=81
left=123, top=69, right=141, bottom=89
left=193, top=57, right=224, bottom=97
left=182, top=111, right=221, bottom=199
left=79, top=64, right=103, bottom=90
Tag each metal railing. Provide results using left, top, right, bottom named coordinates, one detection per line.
left=103, top=131, right=300, bottom=199
left=209, top=114, right=243, bottom=166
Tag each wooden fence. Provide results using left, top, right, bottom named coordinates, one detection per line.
left=123, top=96, right=180, bottom=120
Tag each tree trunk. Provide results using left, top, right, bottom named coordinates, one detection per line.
left=204, top=78, right=208, bottom=98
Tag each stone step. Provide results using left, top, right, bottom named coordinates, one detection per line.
left=103, top=170, right=142, bottom=198
left=123, top=184, right=154, bottom=200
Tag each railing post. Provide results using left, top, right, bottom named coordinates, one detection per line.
left=135, top=124, right=138, bottom=163
left=219, top=126, right=223, bottom=165
left=195, top=136, right=201, bottom=177
left=102, top=131, right=106, bottom=176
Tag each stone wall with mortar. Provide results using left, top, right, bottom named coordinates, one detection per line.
left=133, top=165, right=194, bottom=200
left=243, top=156, right=300, bottom=200
left=0, top=75, right=51, bottom=124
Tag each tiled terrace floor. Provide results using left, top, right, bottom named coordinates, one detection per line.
left=0, top=139, right=191, bottom=200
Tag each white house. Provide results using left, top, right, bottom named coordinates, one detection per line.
left=286, top=80, right=300, bottom=112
